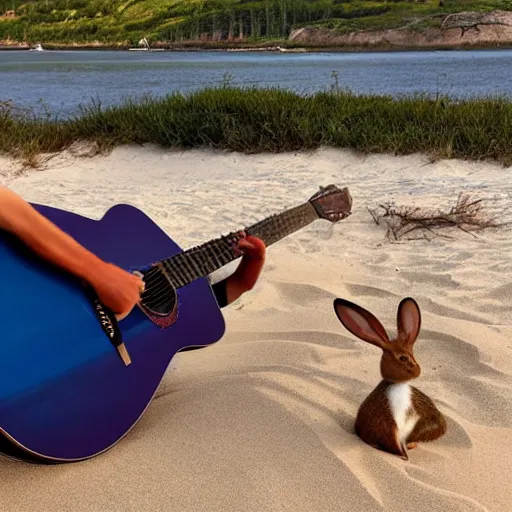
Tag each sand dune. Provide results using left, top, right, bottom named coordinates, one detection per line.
left=1, top=146, right=511, bottom=511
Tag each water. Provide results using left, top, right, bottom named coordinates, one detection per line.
left=2, top=49, right=512, bottom=118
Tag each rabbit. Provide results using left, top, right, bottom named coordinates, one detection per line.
left=333, top=296, right=447, bottom=460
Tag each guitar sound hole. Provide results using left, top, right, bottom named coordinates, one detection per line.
left=139, top=266, right=177, bottom=317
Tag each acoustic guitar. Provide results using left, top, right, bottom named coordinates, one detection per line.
left=0, top=185, right=352, bottom=463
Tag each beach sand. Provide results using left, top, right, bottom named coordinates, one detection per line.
left=1, top=146, right=511, bottom=512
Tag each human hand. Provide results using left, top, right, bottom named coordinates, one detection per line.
left=225, top=234, right=266, bottom=304
left=89, top=262, right=145, bottom=320
left=236, top=235, right=266, bottom=262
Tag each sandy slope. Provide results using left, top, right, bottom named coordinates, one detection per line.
left=1, top=146, right=511, bottom=512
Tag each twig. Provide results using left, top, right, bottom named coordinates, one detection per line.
left=367, top=206, right=380, bottom=225
left=368, top=192, right=507, bottom=241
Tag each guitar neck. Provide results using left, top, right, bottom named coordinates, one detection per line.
left=158, top=201, right=319, bottom=289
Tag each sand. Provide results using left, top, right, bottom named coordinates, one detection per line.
left=1, top=146, right=511, bottom=512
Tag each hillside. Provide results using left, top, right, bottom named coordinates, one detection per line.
left=1, top=1, right=512, bottom=48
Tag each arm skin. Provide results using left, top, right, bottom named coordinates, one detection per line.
left=0, top=186, right=116, bottom=283
left=224, top=236, right=266, bottom=305
left=0, top=186, right=144, bottom=318
left=0, top=186, right=266, bottom=316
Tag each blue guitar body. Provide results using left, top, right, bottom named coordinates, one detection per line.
left=0, top=203, right=225, bottom=463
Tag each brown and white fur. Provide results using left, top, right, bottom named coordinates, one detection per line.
left=333, top=297, right=447, bottom=460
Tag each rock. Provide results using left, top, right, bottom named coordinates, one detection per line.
left=68, top=140, right=100, bottom=158
left=288, top=10, right=512, bottom=49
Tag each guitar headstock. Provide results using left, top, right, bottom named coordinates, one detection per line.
left=309, top=185, right=353, bottom=222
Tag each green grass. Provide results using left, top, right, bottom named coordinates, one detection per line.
left=2, top=86, right=512, bottom=165
left=1, top=1, right=512, bottom=45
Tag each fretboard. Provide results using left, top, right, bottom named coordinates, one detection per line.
left=158, top=201, right=319, bottom=288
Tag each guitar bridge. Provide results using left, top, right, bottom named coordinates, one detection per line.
left=86, top=288, right=131, bottom=367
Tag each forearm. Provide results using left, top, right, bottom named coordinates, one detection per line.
left=0, top=187, right=106, bottom=284
left=212, top=238, right=266, bottom=307
left=225, top=255, right=265, bottom=304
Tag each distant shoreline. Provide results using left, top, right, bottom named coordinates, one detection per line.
left=3, top=41, right=512, bottom=54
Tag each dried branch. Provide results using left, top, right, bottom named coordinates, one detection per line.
left=368, top=193, right=508, bottom=241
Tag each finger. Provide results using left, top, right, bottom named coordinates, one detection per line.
left=131, top=274, right=145, bottom=292
left=115, top=311, right=129, bottom=322
left=115, top=300, right=138, bottom=321
left=239, top=238, right=265, bottom=257
left=237, top=239, right=254, bottom=250
left=244, top=235, right=266, bottom=248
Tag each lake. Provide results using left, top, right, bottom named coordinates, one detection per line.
left=2, top=49, right=512, bottom=118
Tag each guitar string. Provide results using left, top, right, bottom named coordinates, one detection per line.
left=145, top=211, right=305, bottom=307
left=143, top=202, right=323, bottom=309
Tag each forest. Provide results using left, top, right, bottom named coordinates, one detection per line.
left=1, top=1, right=510, bottom=45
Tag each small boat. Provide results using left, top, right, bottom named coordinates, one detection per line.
left=30, top=43, right=44, bottom=52
left=128, top=37, right=164, bottom=52
left=277, top=46, right=307, bottom=53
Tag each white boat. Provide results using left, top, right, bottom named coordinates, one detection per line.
left=277, top=46, right=307, bottom=53
left=30, top=43, right=44, bottom=52
left=128, top=37, right=164, bottom=52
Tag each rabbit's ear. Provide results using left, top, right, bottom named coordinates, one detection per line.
left=397, top=298, right=421, bottom=346
left=333, top=298, right=390, bottom=349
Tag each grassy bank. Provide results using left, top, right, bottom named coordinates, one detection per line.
left=2, top=86, right=512, bottom=164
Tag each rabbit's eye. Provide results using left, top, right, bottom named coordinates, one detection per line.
left=399, top=355, right=408, bottom=362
